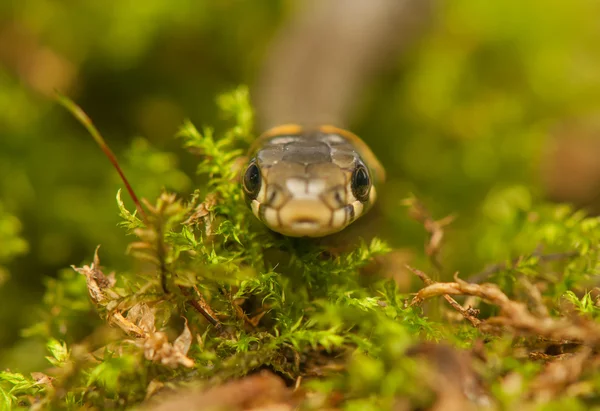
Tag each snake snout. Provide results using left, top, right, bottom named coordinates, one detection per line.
left=276, top=199, right=333, bottom=237
left=248, top=125, right=383, bottom=237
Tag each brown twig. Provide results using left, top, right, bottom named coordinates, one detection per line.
left=402, top=196, right=455, bottom=273
left=407, top=265, right=481, bottom=327
left=59, top=95, right=222, bottom=322
left=179, top=285, right=222, bottom=332
left=410, top=270, right=600, bottom=346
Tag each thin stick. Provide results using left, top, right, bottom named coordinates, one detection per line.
left=402, top=196, right=455, bottom=274
left=410, top=270, right=600, bottom=346
left=179, top=285, right=223, bottom=331
left=55, top=92, right=147, bottom=221
left=57, top=93, right=223, bottom=319
left=406, top=265, right=481, bottom=327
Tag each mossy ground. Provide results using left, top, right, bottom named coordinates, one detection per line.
left=2, top=88, right=600, bottom=410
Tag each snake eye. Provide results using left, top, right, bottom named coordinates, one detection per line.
left=243, top=163, right=261, bottom=199
left=351, top=164, right=371, bottom=202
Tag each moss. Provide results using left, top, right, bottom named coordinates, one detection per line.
left=3, top=87, right=600, bottom=410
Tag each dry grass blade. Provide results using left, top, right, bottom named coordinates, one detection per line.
left=55, top=92, right=147, bottom=221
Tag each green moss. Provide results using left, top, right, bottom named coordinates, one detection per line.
left=3, top=87, right=600, bottom=410
left=0, top=204, right=28, bottom=284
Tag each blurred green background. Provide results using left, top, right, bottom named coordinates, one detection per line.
left=1, top=0, right=599, bottom=371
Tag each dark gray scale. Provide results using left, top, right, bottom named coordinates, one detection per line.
left=316, top=132, right=360, bottom=162
left=281, top=139, right=332, bottom=165
left=330, top=147, right=357, bottom=171
left=256, top=145, right=285, bottom=167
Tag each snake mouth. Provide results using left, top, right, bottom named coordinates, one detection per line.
left=251, top=187, right=371, bottom=237
left=277, top=199, right=331, bottom=236
left=292, top=217, right=319, bottom=225
left=258, top=198, right=351, bottom=237
left=289, top=220, right=322, bottom=236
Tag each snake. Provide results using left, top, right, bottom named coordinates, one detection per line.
left=242, top=124, right=385, bottom=237
left=244, top=0, right=430, bottom=237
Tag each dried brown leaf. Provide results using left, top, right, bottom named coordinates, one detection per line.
left=173, top=318, right=192, bottom=356
left=72, top=246, right=116, bottom=304
left=127, top=303, right=156, bottom=334
left=111, top=311, right=146, bottom=338
left=183, top=192, right=217, bottom=226
left=30, top=372, right=53, bottom=388
left=141, top=321, right=194, bottom=369
left=143, top=332, right=169, bottom=362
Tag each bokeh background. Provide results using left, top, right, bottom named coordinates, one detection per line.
left=1, top=0, right=600, bottom=371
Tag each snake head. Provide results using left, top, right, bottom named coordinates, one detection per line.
left=242, top=125, right=382, bottom=237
